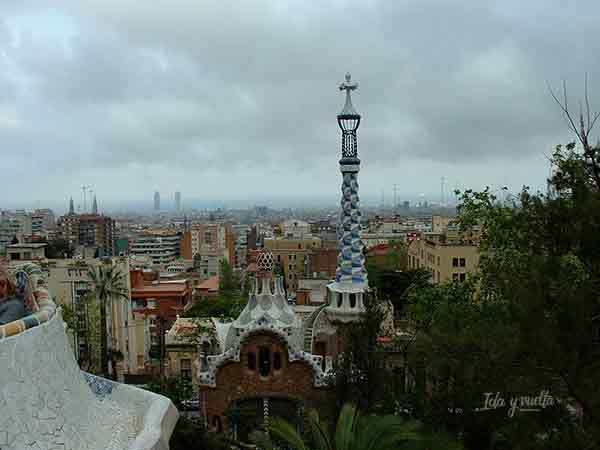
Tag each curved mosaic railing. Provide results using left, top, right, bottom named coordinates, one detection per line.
left=0, top=286, right=56, bottom=339
left=0, top=264, right=178, bottom=450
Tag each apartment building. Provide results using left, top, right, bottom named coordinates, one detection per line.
left=130, top=230, right=181, bottom=265
left=181, top=223, right=233, bottom=277
left=263, top=236, right=322, bottom=293
left=407, top=236, right=479, bottom=283
left=130, top=268, right=192, bottom=374
left=56, top=213, right=116, bottom=257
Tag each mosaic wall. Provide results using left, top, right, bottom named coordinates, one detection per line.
left=0, top=310, right=178, bottom=450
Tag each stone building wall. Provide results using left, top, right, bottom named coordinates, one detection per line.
left=202, top=332, right=332, bottom=430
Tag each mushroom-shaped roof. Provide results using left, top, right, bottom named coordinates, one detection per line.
left=233, top=276, right=299, bottom=329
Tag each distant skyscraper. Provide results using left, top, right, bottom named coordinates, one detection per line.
left=68, top=197, right=75, bottom=215
left=92, top=195, right=98, bottom=215
left=154, top=191, right=160, bottom=211
left=174, top=191, right=181, bottom=212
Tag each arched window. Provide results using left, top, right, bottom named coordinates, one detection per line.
left=247, top=352, right=256, bottom=371
left=259, top=346, right=271, bottom=377
left=273, top=352, right=282, bottom=371
left=349, top=293, right=356, bottom=308
left=212, top=416, right=223, bottom=432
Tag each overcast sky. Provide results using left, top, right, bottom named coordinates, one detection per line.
left=1, top=0, right=598, bottom=212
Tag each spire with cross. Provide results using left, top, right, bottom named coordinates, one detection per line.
left=337, top=73, right=361, bottom=159
left=327, top=73, right=368, bottom=323
left=338, top=73, right=359, bottom=117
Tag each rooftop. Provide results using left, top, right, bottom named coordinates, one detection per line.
left=7, top=243, right=48, bottom=249
left=131, top=283, right=188, bottom=295
left=197, top=275, right=219, bottom=291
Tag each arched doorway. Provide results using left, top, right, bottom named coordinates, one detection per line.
left=228, top=397, right=303, bottom=444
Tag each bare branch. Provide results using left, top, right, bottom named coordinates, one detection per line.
left=547, top=80, right=580, bottom=136
left=585, top=72, right=591, bottom=132
left=590, top=112, right=600, bottom=134
left=549, top=79, right=600, bottom=190
left=579, top=101, right=586, bottom=136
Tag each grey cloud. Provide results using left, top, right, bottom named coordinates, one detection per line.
left=1, top=0, right=599, bottom=205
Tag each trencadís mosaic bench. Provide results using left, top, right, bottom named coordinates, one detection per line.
left=0, top=263, right=178, bottom=450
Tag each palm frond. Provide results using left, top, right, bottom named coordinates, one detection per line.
left=309, top=409, right=333, bottom=450
left=335, top=403, right=358, bottom=450
left=250, top=429, right=276, bottom=450
left=355, top=415, right=420, bottom=450
left=268, top=417, right=307, bottom=450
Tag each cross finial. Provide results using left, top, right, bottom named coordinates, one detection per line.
left=338, top=73, right=359, bottom=116
left=339, top=72, right=358, bottom=93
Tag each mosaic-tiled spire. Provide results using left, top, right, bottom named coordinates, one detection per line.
left=335, top=73, right=367, bottom=285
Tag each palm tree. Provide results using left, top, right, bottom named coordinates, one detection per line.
left=252, top=403, right=420, bottom=450
left=87, top=263, right=129, bottom=378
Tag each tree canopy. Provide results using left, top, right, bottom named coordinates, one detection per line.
left=185, top=258, right=247, bottom=320
left=404, top=140, right=600, bottom=449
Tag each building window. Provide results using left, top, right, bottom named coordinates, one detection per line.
left=459, top=273, right=466, bottom=282
left=247, top=352, right=256, bottom=371
left=180, top=359, right=192, bottom=380
left=459, top=258, right=466, bottom=267
left=437, top=256, right=440, bottom=266
left=133, top=300, right=146, bottom=310
left=259, top=346, right=271, bottom=377
left=452, top=257, right=459, bottom=267
left=349, top=293, right=356, bottom=308
left=273, top=352, right=282, bottom=371
left=437, top=271, right=440, bottom=282
left=452, top=273, right=459, bottom=281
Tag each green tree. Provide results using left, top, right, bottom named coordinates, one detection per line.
left=86, top=263, right=129, bottom=378
left=185, top=295, right=245, bottom=320
left=218, top=258, right=239, bottom=297
left=329, top=295, right=386, bottom=413
left=185, top=258, right=247, bottom=320
left=145, top=376, right=229, bottom=450
left=252, top=403, right=421, bottom=450
left=405, top=138, right=600, bottom=448
left=45, top=238, right=73, bottom=258
left=146, top=376, right=195, bottom=410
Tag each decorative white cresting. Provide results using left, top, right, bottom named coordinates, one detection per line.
left=196, top=250, right=332, bottom=388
